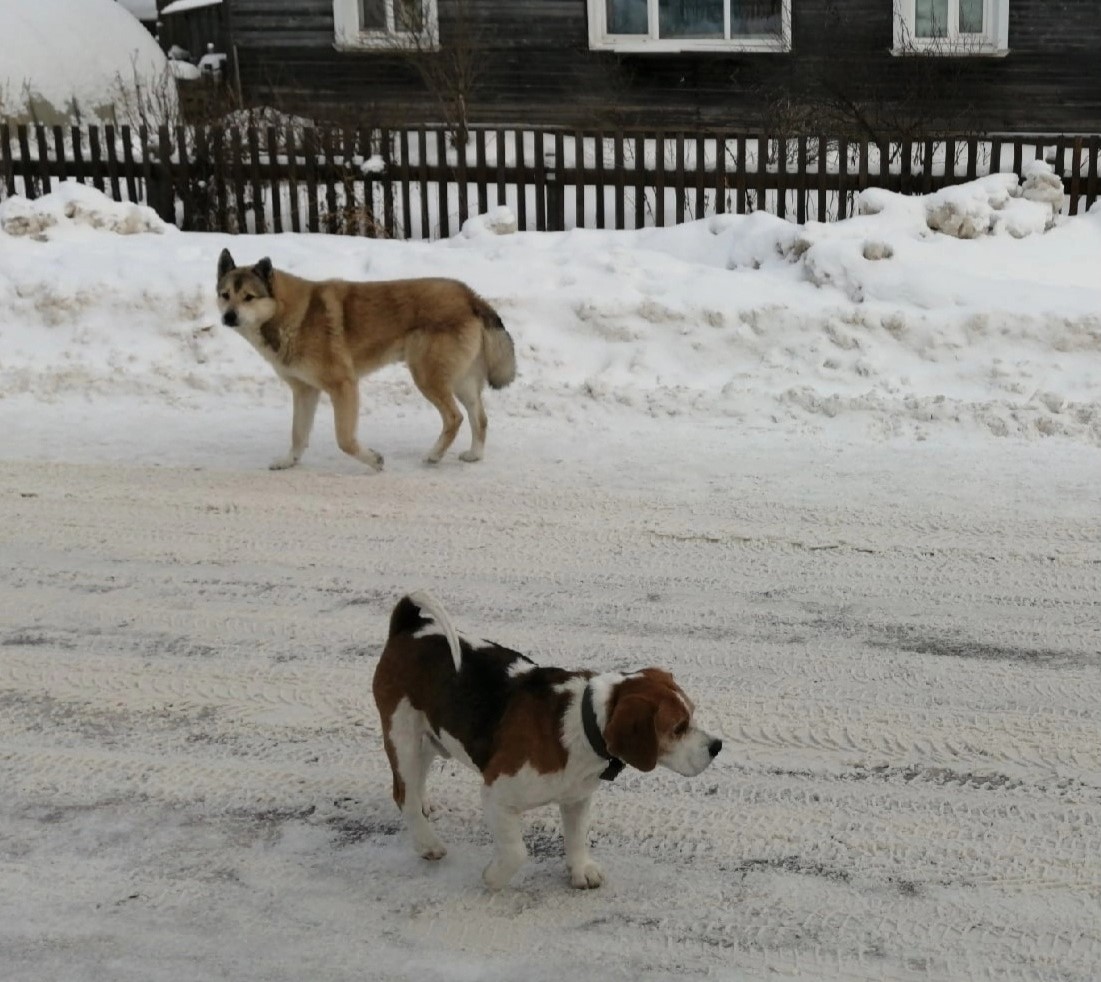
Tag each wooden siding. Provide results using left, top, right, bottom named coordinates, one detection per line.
left=225, top=0, right=1101, bottom=133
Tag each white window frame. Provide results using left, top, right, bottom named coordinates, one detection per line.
left=333, top=0, right=439, bottom=51
left=892, top=0, right=1009, bottom=56
left=588, top=0, right=791, bottom=53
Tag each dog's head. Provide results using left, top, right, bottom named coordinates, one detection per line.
left=216, top=249, right=279, bottom=333
left=604, top=669, right=721, bottom=777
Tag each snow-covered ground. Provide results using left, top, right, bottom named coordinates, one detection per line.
left=1, top=178, right=1099, bottom=981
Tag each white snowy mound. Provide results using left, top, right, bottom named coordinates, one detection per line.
left=0, top=0, right=177, bottom=126
left=0, top=181, right=167, bottom=238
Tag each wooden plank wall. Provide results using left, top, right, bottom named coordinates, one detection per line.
left=221, top=0, right=1101, bottom=134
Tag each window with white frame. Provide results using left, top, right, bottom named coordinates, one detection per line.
left=588, top=0, right=791, bottom=53
left=893, top=0, right=1009, bottom=55
left=333, top=0, right=438, bottom=50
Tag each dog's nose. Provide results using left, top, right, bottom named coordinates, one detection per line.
left=222, top=310, right=238, bottom=327
left=708, top=739, right=722, bottom=758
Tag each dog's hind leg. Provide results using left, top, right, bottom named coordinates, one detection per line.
left=453, top=370, right=488, bottom=463
left=388, top=699, right=447, bottom=860
left=329, top=379, right=384, bottom=471
left=270, top=380, right=320, bottom=470
left=411, top=369, right=464, bottom=464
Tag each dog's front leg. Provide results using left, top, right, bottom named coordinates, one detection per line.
left=482, top=789, right=527, bottom=890
left=270, top=381, right=320, bottom=470
left=560, top=797, right=603, bottom=889
left=329, top=380, right=384, bottom=471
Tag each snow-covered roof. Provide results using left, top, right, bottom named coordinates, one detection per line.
left=160, top=0, right=223, bottom=14
left=0, top=0, right=177, bottom=126
left=116, top=0, right=159, bottom=20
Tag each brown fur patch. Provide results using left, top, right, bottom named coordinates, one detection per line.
left=480, top=687, right=574, bottom=784
left=604, top=669, right=692, bottom=772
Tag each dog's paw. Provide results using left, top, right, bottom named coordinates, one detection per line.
left=423, top=452, right=442, bottom=465
left=414, top=832, right=447, bottom=861
left=357, top=448, right=384, bottom=471
left=269, top=454, right=299, bottom=471
left=482, top=859, right=518, bottom=890
left=458, top=449, right=483, bottom=463
left=569, top=861, right=604, bottom=889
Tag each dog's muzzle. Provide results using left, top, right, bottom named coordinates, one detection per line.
left=222, top=310, right=238, bottom=327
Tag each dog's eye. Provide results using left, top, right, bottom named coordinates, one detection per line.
left=242, top=294, right=255, bottom=302
left=674, top=721, right=689, bottom=737
left=219, top=291, right=229, bottom=300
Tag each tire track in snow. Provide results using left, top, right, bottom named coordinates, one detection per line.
left=1, top=456, right=1099, bottom=981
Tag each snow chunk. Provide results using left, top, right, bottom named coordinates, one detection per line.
left=1020, top=159, right=1066, bottom=219
left=0, top=197, right=56, bottom=239
left=924, top=174, right=1055, bottom=239
left=0, top=182, right=166, bottom=238
left=169, top=61, right=203, bottom=82
left=161, top=0, right=223, bottom=13
left=461, top=206, right=519, bottom=238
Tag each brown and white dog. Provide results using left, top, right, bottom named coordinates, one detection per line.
left=372, top=591, right=722, bottom=890
left=215, top=250, right=516, bottom=470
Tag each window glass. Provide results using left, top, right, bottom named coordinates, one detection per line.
left=607, top=0, right=648, bottom=33
left=659, top=0, right=724, bottom=39
left=958, top=0, right=984, bottom=33
left=915, top=0, right=949, bottom=37
left=359, top=0, right=386, bottom=30
left=731, top=0, right=781, bottom=36
left=396, top=0, right=424, bottom=31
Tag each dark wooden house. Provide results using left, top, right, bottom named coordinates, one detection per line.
left=183, top=0, right=1101, bottom=135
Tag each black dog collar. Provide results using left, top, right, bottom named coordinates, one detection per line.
left=581, top=682, right=624, bottom=781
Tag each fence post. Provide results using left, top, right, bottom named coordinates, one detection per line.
left=0, top=124, right=15, bottom=198
left=1087, top=135, right=1099, bottom=212
left=157, top=126, right=175, bottom=224
left=544, top=140, right=564, bottom=232
left=1069, top=136, right=1083, bottom=216
left=17, top=126, right=34, bottom=199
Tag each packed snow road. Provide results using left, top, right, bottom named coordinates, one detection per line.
left=0, top=417, right=1099, bottom=982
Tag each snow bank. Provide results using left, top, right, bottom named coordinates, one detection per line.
left=0, top=182, right=167, bottom=238
left=857, top=163, right=1064, bottom=240
left=1, top=175, right=1099, bottom=444
left=0, top=0, right=177, bottom=126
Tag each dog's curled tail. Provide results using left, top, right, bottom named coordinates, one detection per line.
left=391, top=590, right=462, bottom=672
left=475, top=298, right=517, bottom=390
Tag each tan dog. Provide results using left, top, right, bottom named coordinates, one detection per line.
left=373, top=591, right=722, bottom=889
left=215, top=250, right=516, bottom=470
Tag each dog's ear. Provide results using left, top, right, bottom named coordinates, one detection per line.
left=217, top=248, right=235, bottom=280
left=254, top=257, right=274, bottom=290
left=604, top=694, right=659, bottom=772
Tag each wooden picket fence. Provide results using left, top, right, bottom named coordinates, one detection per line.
left=2, top=123, right=1099, bottom=239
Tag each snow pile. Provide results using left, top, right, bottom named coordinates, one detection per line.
left=1020, top=159, right=1067, bottom=218
left=0, top=0, right=177, bottom=126
left=924, top=174, right=1054, bottom=239
left=1, top=176, right=1099, bottom=444
left=461, top=205, right=518, bottom=237
left=0, top=183, right=166, bottom=238
left=856, top=164, right=1063, bottom=240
